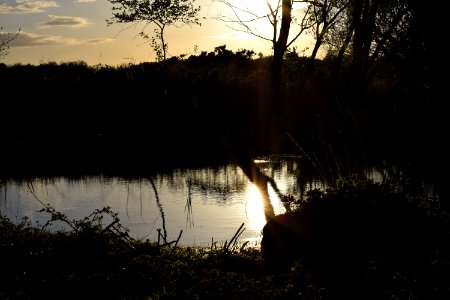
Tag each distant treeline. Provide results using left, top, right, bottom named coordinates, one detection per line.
left=0, top=45, right=444, bottom=191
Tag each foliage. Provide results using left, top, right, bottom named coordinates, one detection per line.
left=106, top=0, right=202, bottom=62
left=0, top=204, right=321, bottom=299
left=263, top=176, right=450, bottom=299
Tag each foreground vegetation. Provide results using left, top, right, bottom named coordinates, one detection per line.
left=1, top=176, right=449, bottom=299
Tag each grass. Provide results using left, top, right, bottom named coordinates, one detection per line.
left=1, top=177, right=449, bottom=299
left=0, top=206, right=319, bottom=299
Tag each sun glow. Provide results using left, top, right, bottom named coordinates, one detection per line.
left=215, top=0, right=309, bottom=45
left=245, top=184, right=267, bottom=232
left=237, top=0, right=307, bottom=15
left=214, top=0, right=280, bottom=41
left=243, top=0, right=277, bottom=16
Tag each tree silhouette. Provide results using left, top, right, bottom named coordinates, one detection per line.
left=106, top=0, right=202, bottom=62
left=320, top=0, right=414, bottom=95
left=213, top=0, right=313, bottom=76
left=306, top=0, right=348, bottom=71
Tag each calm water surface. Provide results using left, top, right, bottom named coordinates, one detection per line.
left=1, top=157, right=321, bottom=247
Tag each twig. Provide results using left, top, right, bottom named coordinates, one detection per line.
left=172, top=230, right=183, bottom=252
left=286, top=131, right=326, bottom=180
left=225, top=222, right=245, bottom=253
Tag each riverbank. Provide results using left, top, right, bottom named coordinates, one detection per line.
left=1, top=177, right=449, bottom=299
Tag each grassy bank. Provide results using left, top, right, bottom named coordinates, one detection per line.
left=1, top=177, right=449, bottom=299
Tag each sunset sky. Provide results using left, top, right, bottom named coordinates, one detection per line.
left=0, top=0, right=316, bottom=66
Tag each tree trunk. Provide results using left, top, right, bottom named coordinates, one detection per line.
left=272, top=0, right=292, bottom=79
left=308, top=36, right=323, bottom=73
left=332, top=25, right=354, bottom=77
left=268, top=0, right=292, bottom=149
left=348, top=0, right=379, bottom=101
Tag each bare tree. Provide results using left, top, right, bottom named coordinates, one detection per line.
left=212, top=0, right=318, bottom=135
left=0, top=27, right=20, bottom=60
left=213, top=0, right=315, bottom=75
left=322, top=7, right=353, bottom=76
left=306, top=0, right=348, bottom=70
left=106, top=0, right=202, bottom=62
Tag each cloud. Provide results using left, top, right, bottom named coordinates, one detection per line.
left=67, top=37, right=115, bottom=45
left=40, top=15, right=90, bottom=27
left=0, top=0, right=58, bottom=14
left=82, top=38, right=114, bottom=45
left=3, top=31, right=114, bottom=47
left=3, top=31, right=62, bottom=47
left=74, top=0, right=96, bottom=2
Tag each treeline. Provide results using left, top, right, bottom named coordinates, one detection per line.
left=0, top=45, right=444, bottom=202
left=0, top=43, right=432, bottom=146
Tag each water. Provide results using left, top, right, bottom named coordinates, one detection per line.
left=1, top=157, right=313, bottom=247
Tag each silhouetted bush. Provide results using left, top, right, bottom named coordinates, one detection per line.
left=262, top=176, right=449, bottom=299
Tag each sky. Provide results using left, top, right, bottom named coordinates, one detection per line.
left=0, top=0, right=317, bottom=66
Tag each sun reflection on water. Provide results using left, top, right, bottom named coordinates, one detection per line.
left=245, top=184, right=267, bottom=232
